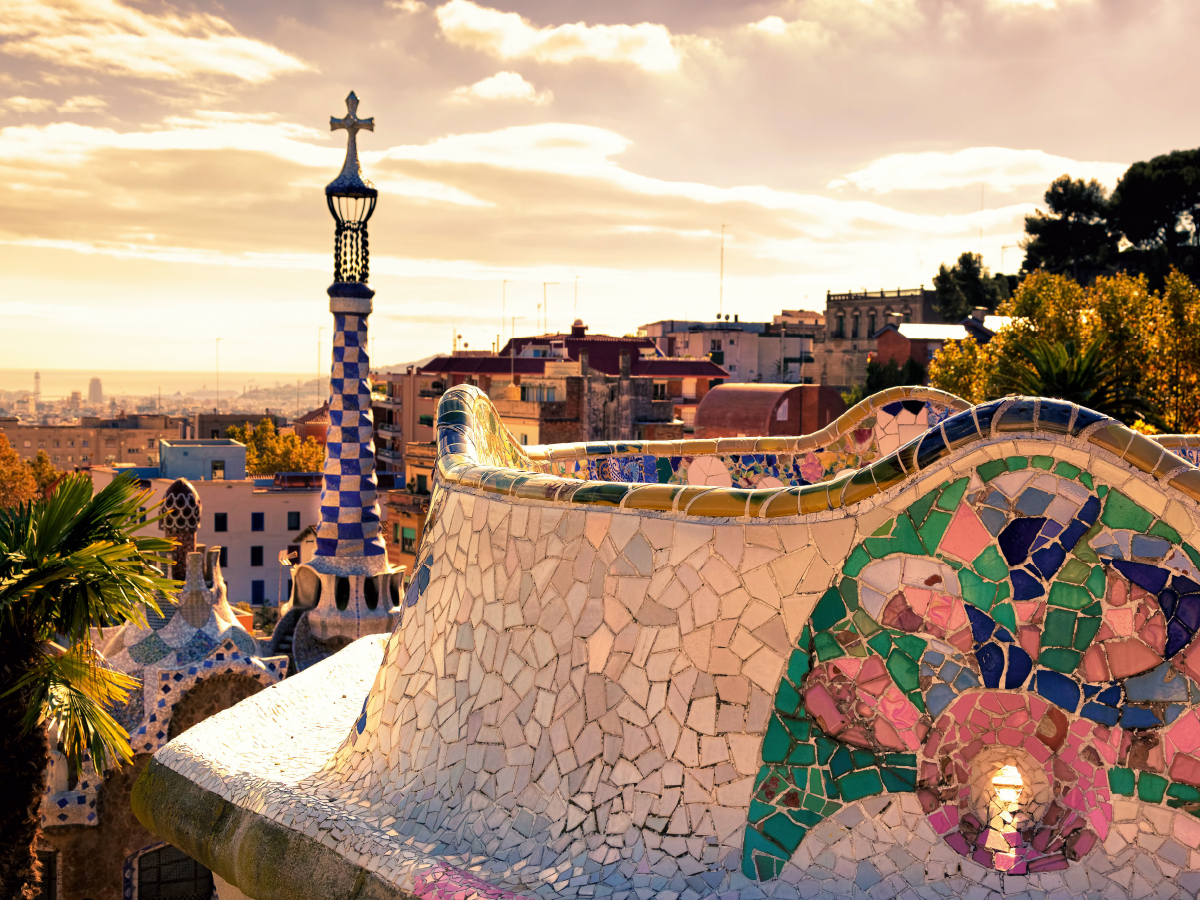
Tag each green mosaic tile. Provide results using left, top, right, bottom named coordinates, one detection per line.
left=1138, top=773, right=1168, bottom=804
left=844, top=545, right=871, bottom=577
left=775, top=681, right=801, bottom=715
left=1048, top=582, right=1091, bottom=610
left=787, top=743, right=816, bottom=766
left=992, top=602, right=1017, bottom=635
left=808, top=767, right=824, bottom=795
left=1151, top=520, right=1183, bottom=544
left=811, top=588, right=847, bottom=631
left=837, top=768, right=885, bottom=802
left=1039, top=647, right=1082, bottom=673
left=973, top=546, right=1009, bottom=582
left=1043, top=608, right=1077, bottom=648
left=762, top=811, right=806, bottom=850
left=1074, top=521, right=1104, bottom=563
left=977, top=459, right=1007, bottom=482
left=787, top=648, right=810, bottom=684
left=960, top=569, right=997, bottom=611
left=1097, top=485, right=1109, bottom=497
left=1006, top=456, right=1029, bottom=471
left=830, top=746, right=852, bottom=778
left=1082, top=601, right=1102, bottom=616
left=1032, top=455, right=1054, bottom=470
left=850, top=749, right=876, bottom=769
left=1109, top=767, right=1135, bottom=796
left=656, top=458, right=673, bottom=484
left=886, top=651, right=920, bottom=692
left=822, top=770, right=840, bottom=798
left=1086, top=565, right=1107, bottom=598
left=1102, top=491, right=1154, bottom=532
left=867, top=632, right=893, bottom=658
left=937, top=477, right=969, bottom=511
left=1079, top=472, right=1094, bottom=490
left=1186, top=544, right=1200, bottom=572
left=782, top=716, right=811, bottom=740
left=816, top=735, right=838, bottom=765
left=907, top=492, right=938, bottom=528
left=761, top=715, right=792, bottom=762
left=872, top=519, right=895, bottom=537
left=880, top=767, right=916, bottom=792
left=1073, top=615, right=1102, bottom=651
left=749, top=798, right=775, bottom=822
left=1054, top=461, right=1081, bottom=480
left=893, top=633, right=927, bottom=660
left=1058, top=558, right=1091, bottom=584
left=919, top=509, right=953, bottom=552
left=1168, top=783, right=1200, bottom=803
left=852, top=608, right=881, bottom=636
left=839, top=578, right=860, bottom=613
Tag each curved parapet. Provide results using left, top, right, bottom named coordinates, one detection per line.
left=137, top=388, right=1200, bottom=900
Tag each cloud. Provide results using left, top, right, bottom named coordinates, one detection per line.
left=434, top=0, right=681, bottom=72
left=386, top=0, right=428, bottom=11
left=746, top=16, right=831, bottom=44
left=0, top=0, right=310, bottom=83
left=450, top=71, right=552, bottom=104
left=2, top=96, right=54, bottom=113
left=57, top=95, right=107, bottom=113
left=830, top=147, right=1128, bottom=193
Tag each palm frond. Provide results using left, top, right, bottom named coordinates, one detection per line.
left=5, top=641, right=139, bottom=771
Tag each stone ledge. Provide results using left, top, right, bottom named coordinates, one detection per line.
left=132, top=759, right=409, bottom=900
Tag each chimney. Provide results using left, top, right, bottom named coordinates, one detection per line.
left=734, top=314, right=738, bottom=323
left=571, top=319, right=587, bottom=338
left=620, top=349, right=631, bottom=380
left=579, top=350, right=589, bottom=376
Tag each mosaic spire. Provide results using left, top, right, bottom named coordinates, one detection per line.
left=312, top=92, right=386, bottom=576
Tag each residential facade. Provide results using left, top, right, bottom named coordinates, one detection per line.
left=0, top=414, right=182, bottom=467
left=639, top=317, right=817, bottom=387
left=817, top=287, right=939, bottom=389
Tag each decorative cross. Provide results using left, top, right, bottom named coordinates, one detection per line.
left=327, top=92, right=376, bottom=196
left=330, top=91, right=374, bottom=142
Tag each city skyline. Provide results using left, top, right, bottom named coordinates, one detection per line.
left=2, top=0, right=1196, bottom=372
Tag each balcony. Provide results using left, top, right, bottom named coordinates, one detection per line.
left=373, top=395, right=403, bottom=410
left=376, top=447, right=403, bottom=463
left=417, top=389, right=444, bottom=400
left=376, top=422, right=403, bottom=439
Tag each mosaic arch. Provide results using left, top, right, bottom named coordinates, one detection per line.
left=137, top=386, right=1200, bottom=900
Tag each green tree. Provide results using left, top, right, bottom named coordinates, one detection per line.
left=1110, top=149, right=1200, bottom=286
left=842, top=356, right=926, bottom=406
left=0, top=474, right=176, bottom=900
left=933, top=252, right=1006, bottom=321
left=0, top=435, right=37, bottom=510
left=1021, top=176, right=1117, bottom=281
left=26, top=451, right=63, bottom=495
left=225, top=419, right=323, bottom=476
left=993, top=336, right=1146, bottom=422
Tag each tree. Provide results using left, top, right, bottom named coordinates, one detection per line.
left=0, top=474, right=176, bottom=900
left=1021, top=176, right=1117, bottom=280
left=1110, top=149, right=1200, bottom=286
left=26, top=451, right=63, bottom=495
left=225, top=419, right=323, bottom=476
left=993, top=336, right=1146, bottom=422
left=0, top=436, right=37, bottom=510
left=933, top=252, right=1006, bottom=321
left=842, top=356, right=926, bottom=407
left=928, top=269, right=1200, bottom=430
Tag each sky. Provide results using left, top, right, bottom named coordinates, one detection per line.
left=0, top=0, right=1196, bottom=374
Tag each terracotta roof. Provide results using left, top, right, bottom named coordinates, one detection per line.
left=631, top=359, right=728, bottom=377
left=294, top=404, right=329, bottom=425
left=693, top=383, right=800, bottom=438
left=419, top=357, right=547, bottom=376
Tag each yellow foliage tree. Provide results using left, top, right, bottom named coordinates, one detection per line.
left=929, top=269, right=1200, bottom=431
left=225, top=419, right=324, bottom=476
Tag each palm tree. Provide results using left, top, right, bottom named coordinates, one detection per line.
left=992, top=334, right=1150, bottom=423
left=0, top=474, right=177, bottom=900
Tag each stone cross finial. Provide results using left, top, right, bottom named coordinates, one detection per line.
left=327, top=92, right=376, bottom=197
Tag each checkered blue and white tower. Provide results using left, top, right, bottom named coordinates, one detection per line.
left=312, top=92, right=387, bottom=577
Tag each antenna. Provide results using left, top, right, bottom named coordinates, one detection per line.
left=719, top=224, right=729, bottom=318
left=543, top=282, right=559, bottom=334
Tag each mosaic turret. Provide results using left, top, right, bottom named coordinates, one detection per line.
left=161, top=477, right=201, bottom=579
left=268, top=92, right=399, bottom=671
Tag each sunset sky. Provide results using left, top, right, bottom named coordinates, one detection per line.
left=1, top=0, right=1196, bottom=373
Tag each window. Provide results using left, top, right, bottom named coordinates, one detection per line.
left=728, top=338, right=735, bottom=346
left=219, top=546, right=228, bottom=568
left=211, top=460, right=225, bottom=480
left=851, top=316, right=860, bottom=340
left=137, top=843, right=213, bottom=900
left=416, top=474, right=428, bottom=494
left=82, top=439, right=89, bottom=448
left=251, top=512, right=264, bottom=532
left=251, top=580, right=265, bottom=605
left=210, top=429, right=219, bottom=439
left=418, top=415, right=434, bottom=427
left=902, top=306, right=913, bottom=324
left=835, top=315, right=845, bottom=339
left=23, top=440, right=30, bottom=448
left=652, top=383, right=668, bottom=400
left=392, top=523, right=400, bottom=542
left=287, top=511, right=300, bottom=531
left=868, top=313, right=876, bottom=336
left=33, top=851, right=56, bottom=900
left=53, top=440, right=60, bottom=448
left=214, top=513, right=227, bottom=532
left=401, top=527, right=417, bottom=554
left=148, top=438, right=156, bottom=448
left=710, top=339, right=721, bottom=353
left=67, top=440, right=74, bottom=447
left=250, top=546, right=264, bottom=566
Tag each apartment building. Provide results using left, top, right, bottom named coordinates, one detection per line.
left=0, top=414, right=182, bottom=467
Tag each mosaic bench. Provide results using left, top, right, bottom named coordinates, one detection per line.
left=134, top=386, right=1200, bottom=900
